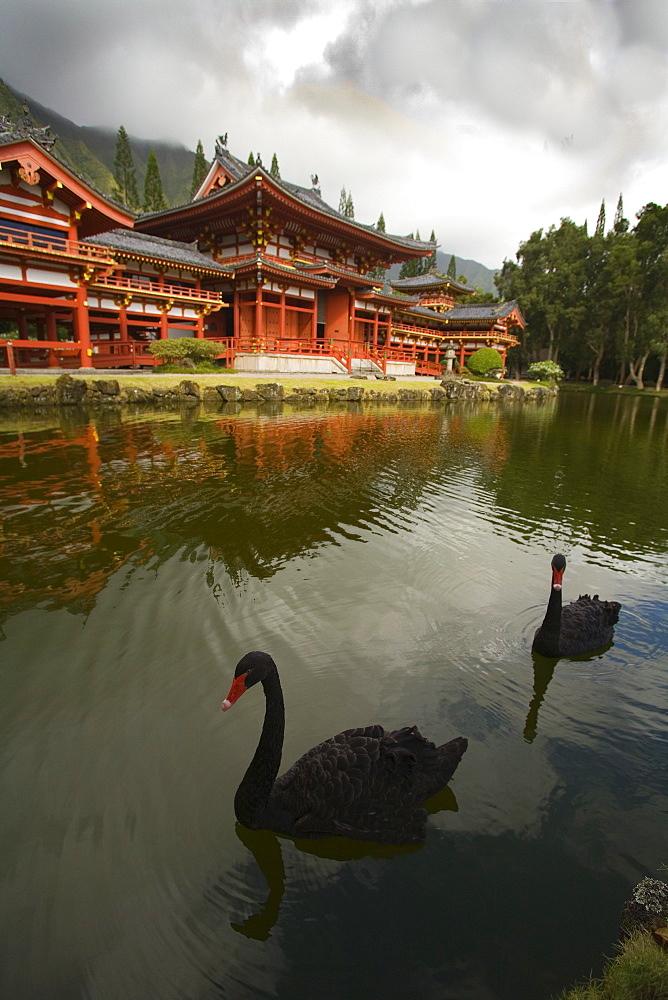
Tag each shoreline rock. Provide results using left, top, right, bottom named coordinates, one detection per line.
left=0, top=373, right=558, bottom=410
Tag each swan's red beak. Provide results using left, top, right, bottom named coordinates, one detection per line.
left=552, top=567, right=564, bottom=590
left=221, top=672, right=248, bottom=711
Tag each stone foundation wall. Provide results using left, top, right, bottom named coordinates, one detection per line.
left=0, top=374, right=558, bottom=409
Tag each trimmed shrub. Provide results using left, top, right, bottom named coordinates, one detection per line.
left=527, top=360, right=564, bottom=383
left=467, top=347, right=504, bottom=376
left=148, top=339, right=222, bottom=363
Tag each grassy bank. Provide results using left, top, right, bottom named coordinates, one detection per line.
left=557, top=932, right=668, bottom=999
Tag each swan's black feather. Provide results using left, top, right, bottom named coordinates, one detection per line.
left=532, top=555, right=621, bottom=658
left=225, top=656, right=467, bottom=844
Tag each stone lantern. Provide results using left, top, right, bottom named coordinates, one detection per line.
left=443, top=341, right=457, bottom=373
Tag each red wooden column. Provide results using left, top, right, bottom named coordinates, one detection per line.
left=255, top=284, right=263, bottom=342
left=195, top=312, right=204, bottom=338
left=373, top=310, right=379, bottom=348
left=459, top=343, right=466, bottom=371
left=159, top=310, right=168, bottom=340
left=75, top=285, right=92, bottom=367
left=119, top=305, right=129, bottom=342
left=312, top=292, right=317, bottom=347
left=233, top=291, right=240, bottom=341
left=46, top=311, right=59, bottom=367
left=279, top=289, right=286, bottom=343
left=17, top=313, right=28, bottom=339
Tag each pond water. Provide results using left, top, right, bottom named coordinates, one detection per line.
left=0, top=390, right=667, bottom=1000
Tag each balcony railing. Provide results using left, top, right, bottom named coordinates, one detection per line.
left=0, top=224, right=114, bottom=264
left=91, top=274, right=224, bottom=304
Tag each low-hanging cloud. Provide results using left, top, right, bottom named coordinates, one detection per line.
left=1, top=0, right=667, bottom=264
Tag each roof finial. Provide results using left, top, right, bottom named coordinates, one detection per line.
left=215, top=132, right=228, bottom=156
left=311, top=173, right=320, bottom=195
left=0, top=104, right=58, bottom=150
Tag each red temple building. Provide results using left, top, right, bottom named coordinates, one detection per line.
left=1, top=116, right=523, bottom=376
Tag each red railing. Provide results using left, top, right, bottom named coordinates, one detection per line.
left=90, top=341, right=158, bottom=369
left=0, top=225, right=114, bottom=264
left=91, top=274, right=224, bottom=304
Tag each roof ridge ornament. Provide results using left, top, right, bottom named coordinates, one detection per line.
left=215, top=132, right=228, bottom=156
left=0, top=103, right=58, bottom=151
left=311, top=174, right=321, bottom=195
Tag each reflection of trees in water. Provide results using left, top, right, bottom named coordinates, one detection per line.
left=2, top=404, right=505, bottom=616
left=490, top=392, right=668, bottom=558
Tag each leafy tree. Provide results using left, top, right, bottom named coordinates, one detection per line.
left=113, top=125, right=139, bottom=209
left=376, top=211, right=386, bottom=232
left=143, top=150, right=168, bottom=212
left=447, top=254, right=457, bottom=279
left=633, top=202, right=668, bottom=388
left=190, top=140, right=208, bottom=199
left=270, top=153, right=281, bottom=179
left=248, top=152, right=255, bottom=166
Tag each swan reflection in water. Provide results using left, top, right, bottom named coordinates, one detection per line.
left=232, top=785, right=460, bottom=940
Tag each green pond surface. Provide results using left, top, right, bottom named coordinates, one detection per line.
left=0, top=391, right=667, bottom=1000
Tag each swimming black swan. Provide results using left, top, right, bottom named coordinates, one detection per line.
left=222, top=651, right=468, bottom=844
left=532, top=554, right=621, bottom=658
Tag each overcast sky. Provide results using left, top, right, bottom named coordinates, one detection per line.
left=1, top=0, right=667, bottom=268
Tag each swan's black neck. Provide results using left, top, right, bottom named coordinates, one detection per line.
left=534, top=584, right=562, bottom=657
left=234, top=668, right=285, bottom=828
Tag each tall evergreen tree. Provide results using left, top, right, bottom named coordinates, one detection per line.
left=422, top=229, right=437, bottom=272
left=595, top=199, right=606, bottom=237
left=190, top=140, right=208, bottom=199
left=113, top=125, right=139, bottom=209
left=345, top=192, right=355, bottom=219
left=339, top=186, right=348, bottom=214
left=376, top=211, right=386, bottom=232
left=248, top=152, right=256, bottom=166
left=143, top=150, right=168, bottom=212
left=447, top=254, right=457, bottom=279
left=614, top=194, right=629, bottom=234
left=270, top=153, right=281, bottom=179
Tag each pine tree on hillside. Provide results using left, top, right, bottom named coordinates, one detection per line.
left=447, top=254, right=457, bottom=279
left=190, top=140, right=208, bottom=199
left=143, top=150, right=168, bottom=212
left=613, top=193, right=629, bottom=233
left=376, top=211, right=386, bottom=232
left=113, top=125, right=139, bottom=209
left=248, top=152, right=255, bottom=166
left=595, top=199, right=606, bottom=237
left=270, top=153, right=281, bottom=179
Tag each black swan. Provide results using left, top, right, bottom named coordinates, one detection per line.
left=532, top=554, right=621, bottom=658
left=222, top=651, right=468, bottom=844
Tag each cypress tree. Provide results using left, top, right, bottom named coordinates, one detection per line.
left=345, top=192, right=355, bottom=219
left=270, top=153, right=281, bottom=179
left=595, top=199, right=606, bottom=237
left=613, top=193, right=629, bottom=233
left=376, top=211, right=386, bottom=232
left=447, top=254, right=457, bottom=279
left=339, top=186, right=347, bottom=214
left=143, top=150, right=168, bottom=212
left=113, top=125, right=139, bottom=209
left=190, top=140, right=208, bottom=199
left=248, top=152, right=255, bottom=166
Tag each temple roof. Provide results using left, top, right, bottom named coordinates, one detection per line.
left=390, top=270, right=472, bottom=294
left=85, top=228, right=232, bottom=274
left=139, top=144, right=435, bottom=256
left=442, top=300, right=523, bottom=322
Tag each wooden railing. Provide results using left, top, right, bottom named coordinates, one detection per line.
left=91, top=274, right=224, bottom=304
left=0, top=224, right=114, bottom=264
